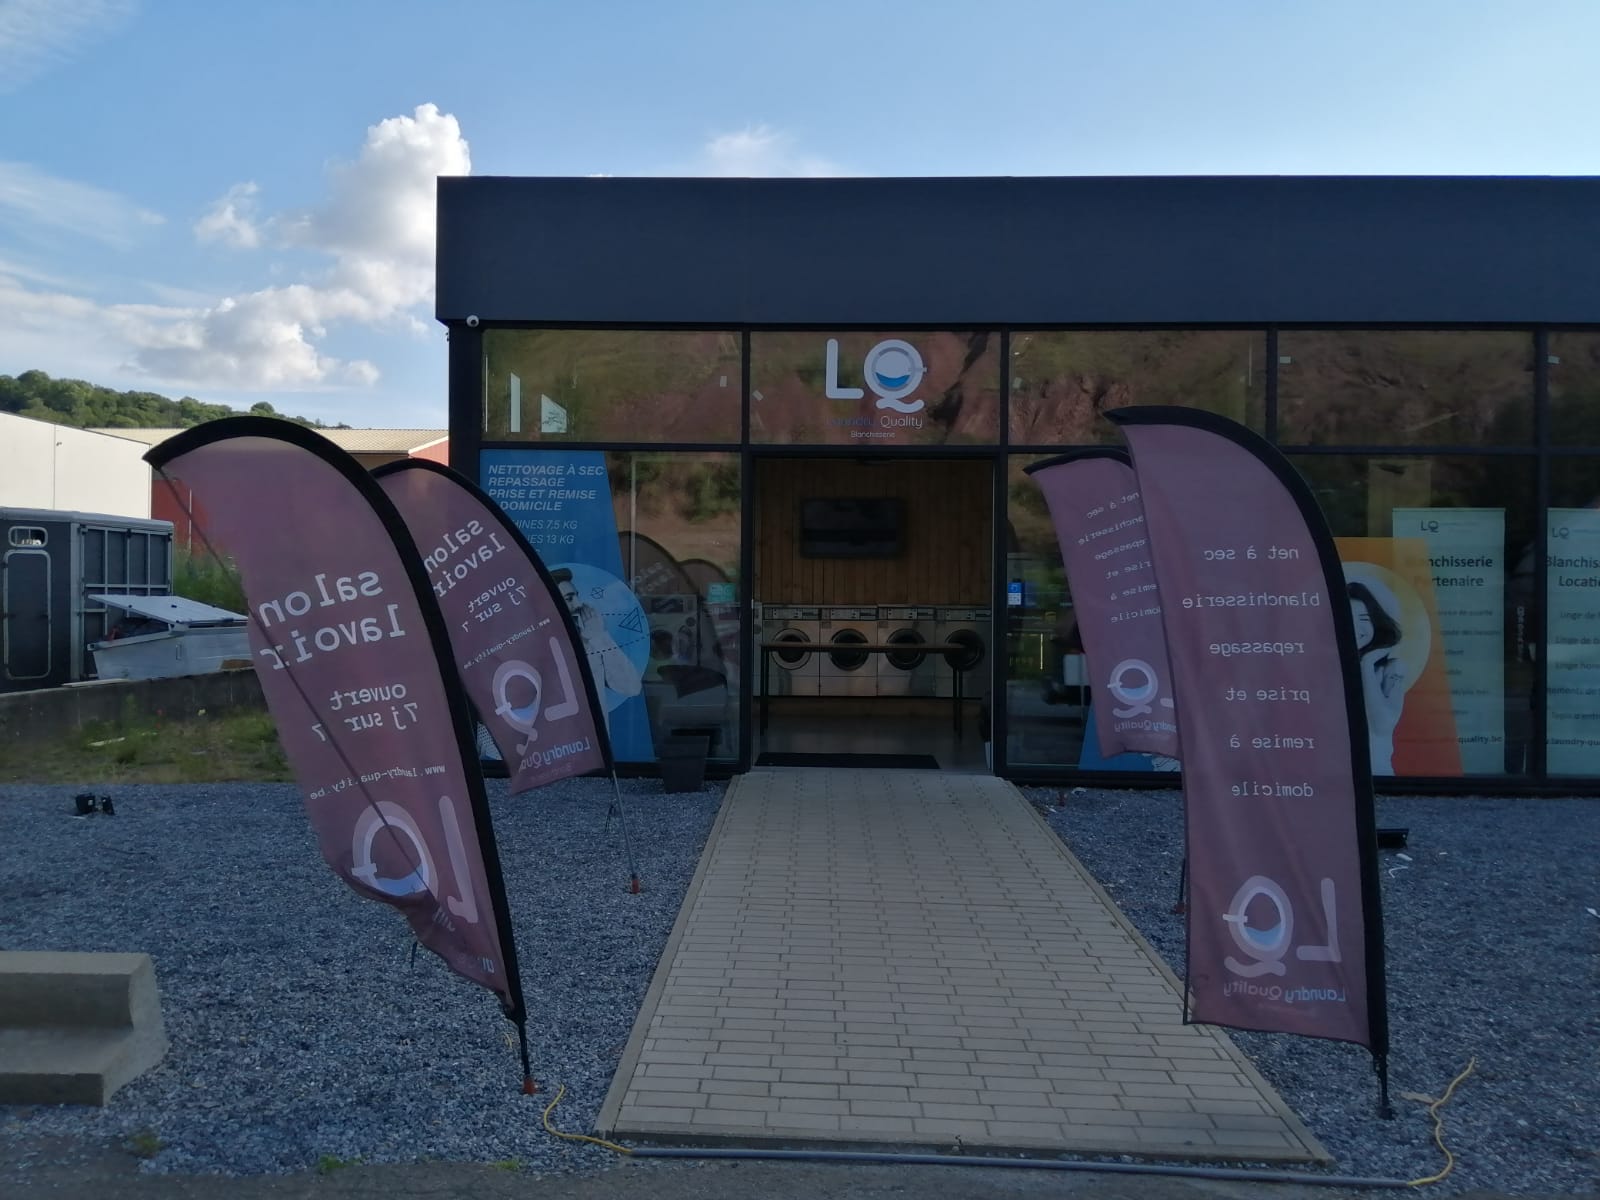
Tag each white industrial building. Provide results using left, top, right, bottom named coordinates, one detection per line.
left=0, top=413, right=152, bottom=518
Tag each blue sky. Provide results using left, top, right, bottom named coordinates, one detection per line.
left=2, top=0, right=1596, bottom=428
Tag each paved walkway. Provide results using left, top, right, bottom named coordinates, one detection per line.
left=598, top=770, right=1325, bottom=1162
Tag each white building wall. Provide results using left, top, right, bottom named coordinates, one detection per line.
left=0, top=413, right=151, bottom=517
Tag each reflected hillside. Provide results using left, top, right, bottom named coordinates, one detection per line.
left=1009, top=331, right=1262, bottom=444
left=1278, top=331, right=1535, bottom=445
left=484, top=330, right=741, bottom=442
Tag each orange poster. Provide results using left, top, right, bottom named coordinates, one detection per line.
left=1336, top=538, right=1463, bottom=777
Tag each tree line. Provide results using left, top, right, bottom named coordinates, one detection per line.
left=0, top=370, right=344, bottom=430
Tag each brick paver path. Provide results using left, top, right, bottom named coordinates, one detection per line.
left=598, top=770, right=1325, bottom=1162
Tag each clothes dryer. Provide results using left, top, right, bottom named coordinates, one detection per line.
left=760, top=604, right=820, bottom=696
left=818, top=606, right=878, bottom=697
left=875, top=606, right=938, bottom=697
left=934, top=606, right=991, bottom=700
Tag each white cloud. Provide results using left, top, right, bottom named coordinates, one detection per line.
left=136, top=102, right=469, bottom=389
left=0, top=160, right=165, bottom=248
left=0, top=104, right=467, bottom=399
left=194, top=182, right=262, bottom=249
left=698, top=125, right=844, bottom=177
left=0, top=265, right=183, bottom=384
left=0, top=0, right=135, bottom=94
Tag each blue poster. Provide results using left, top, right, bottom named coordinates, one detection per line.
left=480, top=449, right=654, bottom=761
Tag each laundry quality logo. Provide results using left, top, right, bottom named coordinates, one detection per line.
left=1106, top=657, right=1175, bottom=720
left=490, top=641, right=584, bottom=756
left=824, top=338, right=927, bottom=413
left=1221, top=874, right=1341, bottom=979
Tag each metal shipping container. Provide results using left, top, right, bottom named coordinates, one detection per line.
left=1, top=507, right=174, bottom=693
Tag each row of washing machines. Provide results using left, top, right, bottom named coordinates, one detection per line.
left=759, top=605, right=990, bottom=698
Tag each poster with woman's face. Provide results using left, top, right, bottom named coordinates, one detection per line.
left=1338, top=540, right=1462, bottom=776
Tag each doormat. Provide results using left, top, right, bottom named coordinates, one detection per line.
left=755, top=752, right=940, bottom=769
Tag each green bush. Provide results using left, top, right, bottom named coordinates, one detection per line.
left=171, top=549, right=246, bottom=614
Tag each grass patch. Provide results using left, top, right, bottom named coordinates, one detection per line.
left=125, top=1128, right=164, bottom=1159
left=315, top=1153, right=363, bottom=1175
left=0, top=707, right=292, bottom=785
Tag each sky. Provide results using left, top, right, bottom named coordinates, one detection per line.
left=1, top=0, right=1596, bottom=429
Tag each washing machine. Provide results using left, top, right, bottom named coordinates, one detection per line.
left=818, top=606, right=878, bottom=697
left=875, top=606, right=938, bottom=697
left=760, top=604, right=820, bottom=696
left=934, top=606, right=991, bottom=699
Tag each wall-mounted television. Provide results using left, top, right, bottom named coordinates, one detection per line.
left=799, top=498, right=905, bottom=558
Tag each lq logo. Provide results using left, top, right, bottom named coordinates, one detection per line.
left=824, top=338, right=927, bottom=414
left=490, top=639, right=584, bottom=756
left=1222, top=875, right=1341, bottom=978
left=1106, top=658, right=1175, bottom=719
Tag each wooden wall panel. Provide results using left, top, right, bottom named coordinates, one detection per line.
left=755, top=458, right=991, bottom=605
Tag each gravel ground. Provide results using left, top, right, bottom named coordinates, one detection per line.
left=2, top=779, right=1596, bottom=1195
left=1023, top=786, right=1600, bottom=1196
left=0, top=778, right=724, bottom=1180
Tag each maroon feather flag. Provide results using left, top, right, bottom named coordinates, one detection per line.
left=374, top=459, right=611, bottom=792
left=1108, top=407, right=1390, bottom=1111
left=1025, top=449, right=1179, bottom=760
left=145, top=418, right=536, bottom=1083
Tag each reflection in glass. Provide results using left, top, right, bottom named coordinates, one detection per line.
left=1004, top=455, right=1088, bottom=770
left=1291, top=454, right=1535, bottom=777
left=1277, top=331, right=1533, bottom=446
left=484, top=330, right=740, bottom=443
left=751, top=331, right=1000, bottom=446
left=607, top=453, right=743, bottom=761
left=1549, top=332, right=1600, bottom=446
left=1008, top=331, right=1265, bottom=445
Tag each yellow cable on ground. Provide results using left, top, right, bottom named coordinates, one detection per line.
left=1406, top=1057, right=1477, bottom=1187
left=540, top=1084, right=635, bottom=1155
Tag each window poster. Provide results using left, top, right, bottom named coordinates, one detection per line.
left=480, top=450, right=654, bottom=762
left=1389, top=508, right=1505, bottom=773
left=1335, top=538, right=1461, bottom=776
left=1545, top=507, right=1600, bottom=774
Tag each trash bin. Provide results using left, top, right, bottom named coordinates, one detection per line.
left=659, top=732, right=710, bottom=793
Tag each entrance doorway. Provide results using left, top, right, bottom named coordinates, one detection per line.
left=752, top=454, right=993, bottom=770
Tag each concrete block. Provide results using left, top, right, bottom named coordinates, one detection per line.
left=0, top=951, right=168, bottom=1105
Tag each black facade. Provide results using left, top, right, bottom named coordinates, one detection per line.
left=439, top=176, right=1600, bottom=791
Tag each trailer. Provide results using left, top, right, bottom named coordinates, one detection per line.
left=1, top=507, right=173, bottom=693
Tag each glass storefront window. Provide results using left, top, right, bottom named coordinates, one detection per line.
left=1008, top=330, right=1265, bottom=445
left=467, top=324, right=1598, bottom=784
left=480, top=448, right=742, bottom=763
left=1545, top=457, right=1600, bottom=776
left=1277, top=331, right=1534, bottom=446
left=1549, top=332, right=1600, bottom=446
left=750, top=331, right=1000, bottom=446
left=1289, top=453, right=1535, bottom=778
left=609, top=452, right=743, bottom=763
left=483, top=330, right=741, bottom=443
left=1003, top=454, right=1089, bottom=771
